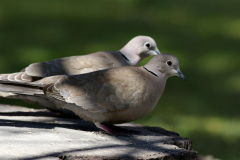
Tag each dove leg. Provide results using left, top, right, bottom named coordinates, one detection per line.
left=95, top=123, right=129, bottom=136
left=94, top=123, right=140, bottom=136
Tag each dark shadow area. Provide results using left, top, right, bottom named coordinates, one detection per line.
left=0, top=108, right=177, bottom=137
left=0, top=118, right=99, bottom=132
left=0, top=110, right=64, bottom=117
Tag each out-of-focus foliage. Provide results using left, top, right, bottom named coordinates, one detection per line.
left=0, top=1, right=239, bottom=159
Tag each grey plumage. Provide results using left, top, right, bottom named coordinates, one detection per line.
left=0, top=36, right=160, bottom=113
left=23, top=36, right=160, bottom=77
left=0, top=53, right=184, bottom=135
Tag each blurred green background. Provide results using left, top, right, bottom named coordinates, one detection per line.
left=0, top=0, right=239, bottom=159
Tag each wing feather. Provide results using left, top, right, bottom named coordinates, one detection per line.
left=25, top=52, right=116, bottom=77
left=46, top=67, right=146, bottom=114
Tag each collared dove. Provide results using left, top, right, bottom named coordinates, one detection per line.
left=0, top=53, right=185, bottom=135
left=0, top=36, right=160, bottom=113
left=23, top=35, right=160, bottom=77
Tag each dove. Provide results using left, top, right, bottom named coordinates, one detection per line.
left=23, top=35, right=160, bottom=77
left=0, top=53, right=184, bottom=135
left=0, top=36, right=160, bottom=112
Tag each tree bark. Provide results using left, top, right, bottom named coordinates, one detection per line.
left=0, top=104, right=197, bottom=160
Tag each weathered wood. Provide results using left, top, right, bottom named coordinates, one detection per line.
left=0, top=104, right=197, bottom=160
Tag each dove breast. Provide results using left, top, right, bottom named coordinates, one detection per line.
left=50, top=66, right=163, bottom=124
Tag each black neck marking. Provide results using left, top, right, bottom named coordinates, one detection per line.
left=119, top=51, right=130, bottom=61
left=143, top=66, right=159, bottom=77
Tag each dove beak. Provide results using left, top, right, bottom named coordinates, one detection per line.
left=155, top=49, right=160, bottom=55
left=177, top=70, right=185, bottom=81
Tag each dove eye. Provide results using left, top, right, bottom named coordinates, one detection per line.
left=144, top=42, right=151, bottom=49
left=166, top=60, right=172, bottom=66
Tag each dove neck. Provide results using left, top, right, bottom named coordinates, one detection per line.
left=118, top=51, right=130, bottom=62
left=143, top=66, right=158, bottom=77
left=119, top=48, right=141, bottom=66
left=143, top=64, right=167, bottom=81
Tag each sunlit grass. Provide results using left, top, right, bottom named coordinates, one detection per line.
left=17, top=47, right=53, bottom=63
left=226, top=75, right=240, bottom=93
left=137, top=114, right=240, bottom=141
left=196, top=51, right=238, bottom=75
left=194, top=18, right=240, bottom=39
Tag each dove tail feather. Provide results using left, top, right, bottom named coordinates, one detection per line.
left=0, top=83, right=43, bottom=95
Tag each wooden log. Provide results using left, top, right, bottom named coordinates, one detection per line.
left=0, top=104, right=197, bottom=160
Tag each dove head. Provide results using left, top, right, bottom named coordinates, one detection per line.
left=120, top=36, right=160, bottom=66
left=144, top=53, right=185, bottom=80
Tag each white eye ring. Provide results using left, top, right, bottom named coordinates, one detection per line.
left=144, top=42, right=151, bottom=49
left=166, top=60, right=172, bottom=66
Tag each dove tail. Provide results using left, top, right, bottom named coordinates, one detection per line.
left=0, top=72, right=44, bottom=95
left=0, top=83, right=43, bottom=95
